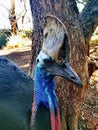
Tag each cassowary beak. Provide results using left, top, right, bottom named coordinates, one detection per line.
left=46, top=62, right=82, bottom=87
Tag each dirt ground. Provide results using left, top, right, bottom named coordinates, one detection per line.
left=0, top=45, right=98, bottom=130
left=0, top=44, right=31, bottom=73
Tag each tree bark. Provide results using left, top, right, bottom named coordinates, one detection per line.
left=29, top=0, right=44, bottom=76
left=9, top=0, right=18, bottom=34
left=80, top=0, right=98, bottom=77
left=29, top=0, right=98, bottom=129
left=80, top=0, right=98, bottom=40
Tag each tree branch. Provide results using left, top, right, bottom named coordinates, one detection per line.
left=79, top=0, right=98, bottom=40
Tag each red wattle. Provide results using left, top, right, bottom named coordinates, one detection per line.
left=50, top=108, right=61, bottom=130
left=50, top=112, right=56, bottom=130
left=55, top=108, right=61, bottom=130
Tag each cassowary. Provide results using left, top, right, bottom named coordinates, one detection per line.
left=0, top=16, right=82, bottom=130
left=0, top=51, right=82, bottom=130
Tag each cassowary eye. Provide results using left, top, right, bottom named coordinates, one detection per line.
left=36, top=59, right=39, bottom=63
left=43, top=59, right=52, bottom=65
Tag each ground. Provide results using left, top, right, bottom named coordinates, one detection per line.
left=0, top=44, right=31, bottom=73
left=0, top=45, right=98, bottom=130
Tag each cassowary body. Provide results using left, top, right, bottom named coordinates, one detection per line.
left=0, top=51, right=82, bottom=130
left=0, top=57, right=33, bottom=130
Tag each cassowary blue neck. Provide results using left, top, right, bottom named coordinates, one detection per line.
left=34, top=66, right=57, bottom=113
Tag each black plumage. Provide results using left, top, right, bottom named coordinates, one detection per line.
left=0, top=57, right=33, bottom=130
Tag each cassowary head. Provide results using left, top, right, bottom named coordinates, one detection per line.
left=36, top=15, right=82, bottom=87
left=36, top=50, right=82, bottom=87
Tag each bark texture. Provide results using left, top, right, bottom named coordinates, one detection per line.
left=80, top=0, right=98, bottom=77
left=80, top=0, right=98, bottom=39
left=9, top=0, right=18, bottom=34
left=29, top=0, right=98, bottom=129
left=29, top=0, right=44, bottom=76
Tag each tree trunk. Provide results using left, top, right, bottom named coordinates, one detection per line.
left=29, top=0, right=44, bottom=76
left=9, top=0, right=18, bottom=34
left=29, top=0, right=98, bottom=129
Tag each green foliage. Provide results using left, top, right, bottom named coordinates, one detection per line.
left=76, top=0, right=88, bottom=3
left=0, top=33, right=8, bottom=48
left=82, top=0, right=88, bottom=2
left=76, top=0, right=88, bottom=5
